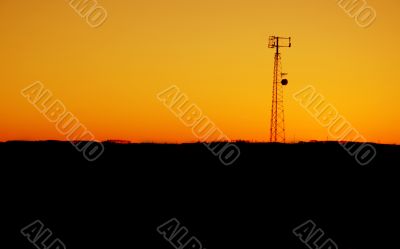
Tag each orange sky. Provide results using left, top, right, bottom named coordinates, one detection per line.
left=1, top=0, right=399, bottom=144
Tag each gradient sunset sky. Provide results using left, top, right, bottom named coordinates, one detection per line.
left=1, top=0, right=399, bottom=143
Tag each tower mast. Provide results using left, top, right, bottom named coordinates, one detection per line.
left=268, top=36, right=291, bottom=143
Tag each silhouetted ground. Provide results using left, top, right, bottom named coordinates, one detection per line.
left=1, top=141, right=399, bottom=249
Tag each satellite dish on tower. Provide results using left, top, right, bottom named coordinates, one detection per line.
left=281, top=73, right=288, bottom=86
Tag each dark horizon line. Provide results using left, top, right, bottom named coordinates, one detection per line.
left=0, top=140, right=397, bottom=146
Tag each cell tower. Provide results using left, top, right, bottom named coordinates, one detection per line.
left=268, top=36, right=291, bottom=143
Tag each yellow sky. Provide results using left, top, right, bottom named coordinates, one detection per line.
left=1, top=0, right=399, bottom=143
